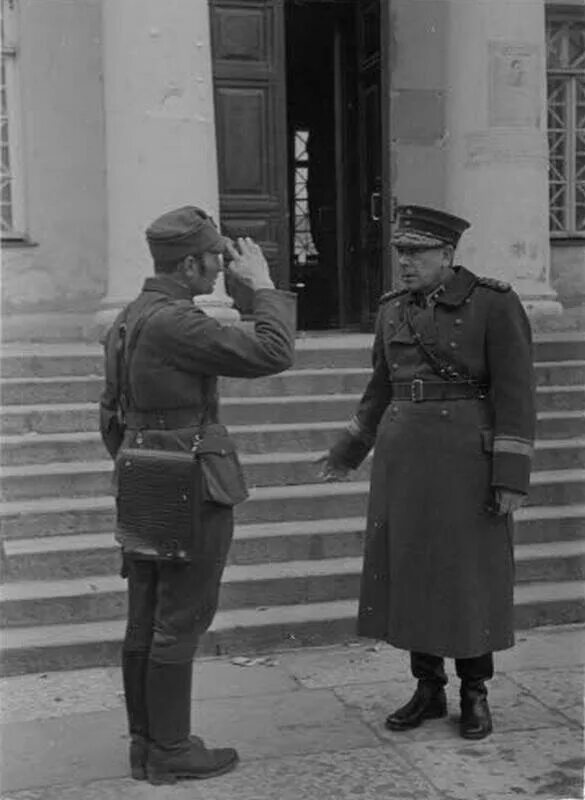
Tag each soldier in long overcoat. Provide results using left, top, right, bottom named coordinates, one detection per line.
left=99, top=207, right=295, bottom=783
left=320, top=205, right=536, bottom=740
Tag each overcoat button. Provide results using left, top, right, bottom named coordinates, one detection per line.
left=440, top=409, right=449, bottom=417
left=391, top=363, right=399, bottom=370
left=392, top=406, right=399, bottom=413
left=449, top=342, right=457, bottom=349
left=455, top=318, right=463, bottom=326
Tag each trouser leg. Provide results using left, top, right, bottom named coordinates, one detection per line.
left=122, top=558, right=158, bottom=779
left=411, top=651, right=449, bottom=688
left=455, top=652, right=494, bottom=687
left=145, top=506, right=238, bottom=784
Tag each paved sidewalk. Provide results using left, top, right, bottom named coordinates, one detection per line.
left=0, top=625, right=583, bottom=800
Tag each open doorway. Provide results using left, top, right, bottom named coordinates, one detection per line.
left=286, top=0, right=386, bottom=330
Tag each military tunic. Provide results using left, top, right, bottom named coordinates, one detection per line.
left=329, top=266, right=536, bottom=658
left=100, top=275, right=296, bottom=661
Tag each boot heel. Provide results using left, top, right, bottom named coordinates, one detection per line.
left=131, top=764, right=147, bottom=781
left=147, top=766, right=177, bottom=786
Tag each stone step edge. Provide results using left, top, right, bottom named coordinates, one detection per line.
left=2, top=385, right=582, bottom=414
left=1, top=411, right=583, bottom=432
left=2, top=517, right=368, bottom=557
left=0, top=367, right=372, bottom=385
left=0, top=331, right=585, bottom=356
left=0, top=394, right=364, bottom=415
left=3, top=361, right=585, bottom=385
left=2, top=471, right=585, bottom=517
left=4, top=439, right=585, bottom=479
left=4, top=543, right=585, bottom=602
left=3, top=425, right=585, bottom=451
left=5, top=505, right=585, bottom=558
left=1, top=330, right=583, bottom=357
left=1, top=581, right=583, bottom=652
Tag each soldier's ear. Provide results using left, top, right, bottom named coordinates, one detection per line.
left=182, top=254, right=200, bottom=277
left=442, top=245, right=455, bottom=266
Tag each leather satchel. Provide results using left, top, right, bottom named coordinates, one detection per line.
left=116, top=424, right=248, bottom=562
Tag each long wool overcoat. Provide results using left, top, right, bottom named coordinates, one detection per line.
left=329, top=266, right=536, bottom=658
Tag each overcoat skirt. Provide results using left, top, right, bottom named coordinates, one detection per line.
left=357, top=397, right=516, bottom=658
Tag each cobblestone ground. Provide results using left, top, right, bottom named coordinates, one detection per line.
left=0, top=625, right=583, bottom=800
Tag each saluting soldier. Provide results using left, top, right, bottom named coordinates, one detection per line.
left=319, top=205, right=536, bottom=740
left=99, top=206, right=295, bottom=784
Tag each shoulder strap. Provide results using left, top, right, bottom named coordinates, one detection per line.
left=403, top=304, right=483, bottom=387
left=379, top=288, right=408, bottom=305
left=120, top=299, right=168, bottom=414
left=476, top=276, right=511, bottom=293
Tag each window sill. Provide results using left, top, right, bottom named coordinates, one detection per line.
left=1, top=236, right=38, bottom=249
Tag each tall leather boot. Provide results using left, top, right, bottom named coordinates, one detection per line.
left=459, top=681, right=492, bottom=739
left=385, top=652, right=448, bottom=731
left=122, top=651, right=150, bottom=780
left=145, top=660, right=239, bottom=785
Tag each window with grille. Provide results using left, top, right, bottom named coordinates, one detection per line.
left=293, top=128, right=317, bottom=264
left=1, top=0, right=24, bottom=239
left=547, top=10, right=585, bottom=237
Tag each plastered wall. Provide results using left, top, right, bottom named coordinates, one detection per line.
left=2, top=0, right=106, bottom=313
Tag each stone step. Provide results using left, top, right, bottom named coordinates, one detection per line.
left=0, top=396, right=363, bottom=435
left=2, top=333, right=584, bottom=378
left=2, top=541, right=584, bottom=629
left=3, top=506, right=584, bottom=582
left=3, top=412, right=585, bottom=468
left=1, top=470, right=584, bottom=540
left=2, top=399, right=584, bottom=438
left=3, top=360, right=585, bottom=405
left=1, top=581, right=584, bottom=676
left=2, top=439, right=585, bottom=500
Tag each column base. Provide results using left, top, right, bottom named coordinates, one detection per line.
left=93, top=301, right=127, bottom=344
left=521, top=297, right=564, bottom=319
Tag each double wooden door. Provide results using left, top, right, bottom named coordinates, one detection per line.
left=210, top=0, right=391, bottom=327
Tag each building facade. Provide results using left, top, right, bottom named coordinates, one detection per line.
left=1, top=0, right=584, bottom=335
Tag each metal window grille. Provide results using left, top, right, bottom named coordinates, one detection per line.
left=546, top=12, right=585, bottom=236
left=293, top=128, right=317, bottom=264
left=1, top=0, right=24, bottom=239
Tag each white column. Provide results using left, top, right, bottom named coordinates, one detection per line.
left=444, top=0, right=561, bottom=315
left=96, top=0, right=238, bottom=338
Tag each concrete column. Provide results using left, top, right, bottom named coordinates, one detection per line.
left=444, top=0, right=561, bottom=314
left=96, top=0, right=237, bottom=337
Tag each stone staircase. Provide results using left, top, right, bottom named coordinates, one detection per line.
left=1, top=333, right=584, bottom=676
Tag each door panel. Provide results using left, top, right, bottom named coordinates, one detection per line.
left=210, top=0, right=289, bottom=289
left=356, top=0, right=391, bottom=328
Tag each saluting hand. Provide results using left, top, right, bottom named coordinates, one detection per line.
left=225, top=237, right=275, bottom=291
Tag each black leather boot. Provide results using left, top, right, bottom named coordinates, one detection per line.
left=385, top=682, right=448, bottom=731
left=122, top=651, right=150, bottom=780
left=146, top=660, right=239, bottom=785
left=460, top=681, right=492, bottom=740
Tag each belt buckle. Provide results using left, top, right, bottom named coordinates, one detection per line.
left=411, top=379, right=424, bottom=403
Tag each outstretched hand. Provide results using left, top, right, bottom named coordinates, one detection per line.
left=493, top=489, right=525, bottom=515
left=315, top=453, right=351, bottom=482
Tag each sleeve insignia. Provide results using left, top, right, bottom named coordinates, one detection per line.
left=477, top=277, right=511, bottom=293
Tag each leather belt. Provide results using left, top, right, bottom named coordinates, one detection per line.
left=392, top=379, right=487, bottom=403
left=125, top=409, right=203, bottom=430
